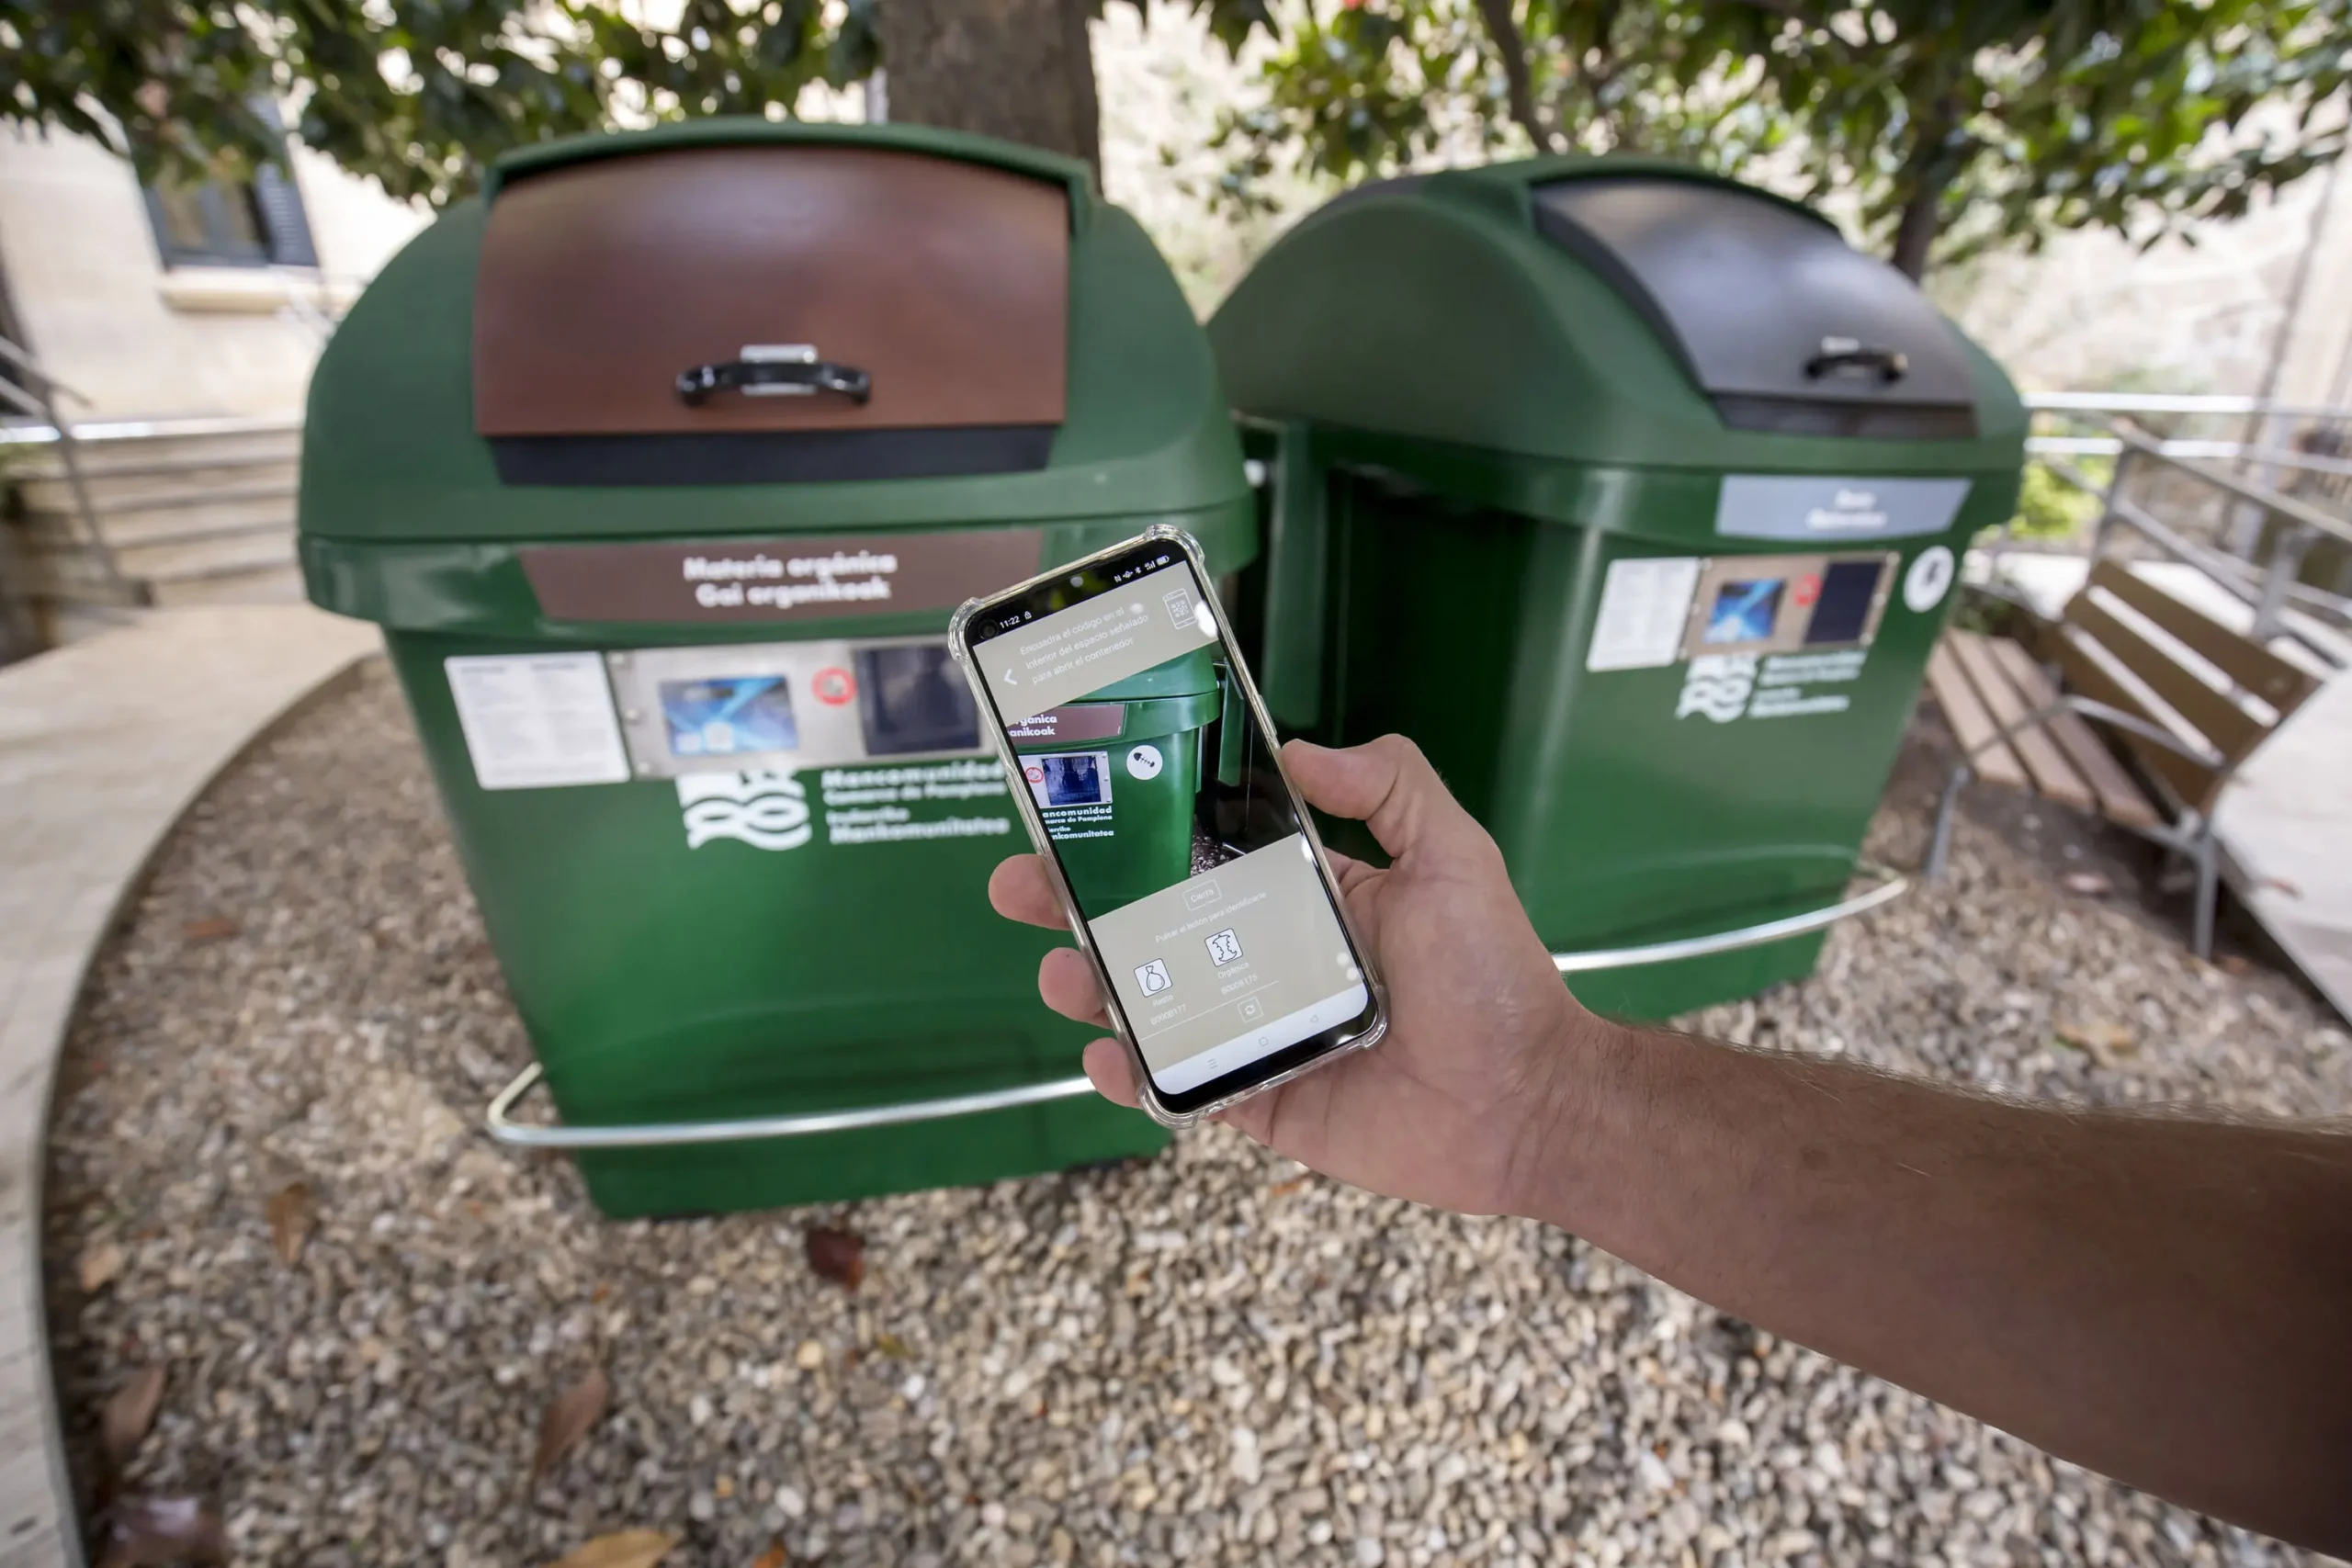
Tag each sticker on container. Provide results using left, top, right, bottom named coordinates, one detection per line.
left=1125, top=743, right=1164, bottom=781
left=445, top=653, right=629, bottom=791
left=1587, top=557, right=1702, bottom=672
left=1702, top=579, right=1784, bottom=646
left=810, top=666, right=857, bottom=706
left=1903, top=545, right=1956, bottom=613
left=659, top=675, right=798, bottom=760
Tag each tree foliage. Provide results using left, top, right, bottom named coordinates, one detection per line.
left=0, top=0, right=2342, bottom=276
left=0, top=0, right=878, bottom=205
left=0, top=0, right=1275, bottom=204
left=1207, top=0, right=2352, bottom=276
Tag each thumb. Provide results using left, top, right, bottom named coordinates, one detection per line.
left=1281, top=735, right=1498, bottom=869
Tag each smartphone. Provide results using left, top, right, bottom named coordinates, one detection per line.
left=950, top=525, right=1387, bottom=1127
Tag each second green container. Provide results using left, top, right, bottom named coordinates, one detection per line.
left=1213, top=160, right=2026, bottom=1020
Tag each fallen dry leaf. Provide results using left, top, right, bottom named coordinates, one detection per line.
left=1266, top=1175, right=1310, bottom=1199
left=529, top=1366, right=611, bottom=1487
left=96, top=1495, right=226, bottom=1567
left=2059, top=871, right=2111, bottom=897
left=78, top=1240, right=127, bottom=1293
left=712, top=1475, right=735, bottom=1500
left=751, top=1543, right=788, bottom=1568
left=265, top=1181, right=316, bottom=1266
left=2220, top=953, right=2258, bottom=977
left=2055, top=1020, right=2137, bottom=1066
left=804, top=1225, right=865, bottom=1291
left=102, top=1365, right=167, bottom=1470
left=545, top=1530, right=675, bottom=1568
left=179, top=916, right=240, bottom=944
left=873, top=1332, right=910, bottom=1359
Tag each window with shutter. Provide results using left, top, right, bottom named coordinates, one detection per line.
left=139, top=104, right=318, bottom=270
left=251, top=164, right=317, bottom=268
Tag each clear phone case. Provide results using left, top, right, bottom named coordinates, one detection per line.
left=948, top=524, right=1389, bottom=1129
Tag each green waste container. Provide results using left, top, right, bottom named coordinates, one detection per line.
left=1211, top=159, right=2025, bottom=1020
left=299, top=120, right=1253, bottom=1217
left=1007, top=646, right=1223, bottom=920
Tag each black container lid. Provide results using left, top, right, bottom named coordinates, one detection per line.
left=1532, top=176, right=1979, bottom=439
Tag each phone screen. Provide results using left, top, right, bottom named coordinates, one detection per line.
left=965, top=542, right=1376, bottom=1112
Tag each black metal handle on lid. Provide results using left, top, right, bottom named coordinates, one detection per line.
left=676, top=354, right=873, bottom=406
left=1804, top=338, right=1909, bottom=384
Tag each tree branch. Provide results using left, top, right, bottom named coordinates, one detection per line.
left=1474, top=0, right=1563, bottom=154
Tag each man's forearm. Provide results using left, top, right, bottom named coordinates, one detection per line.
left=1520, top=1020, right=2352, bottom=1553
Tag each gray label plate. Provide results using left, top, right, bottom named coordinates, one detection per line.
left=1715, top=476, right=1970, bottom=542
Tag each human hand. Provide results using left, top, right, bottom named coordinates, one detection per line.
left=988, top=735, right=1612, bottom=1216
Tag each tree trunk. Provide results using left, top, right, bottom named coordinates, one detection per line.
left=1888, top=172, right=1943, bottom=280
left=1888, top=98, right=1962, bottom=280
left=1474, top=0, right=1563, bottom=154
left=875, top=0, right=1102, bottom=180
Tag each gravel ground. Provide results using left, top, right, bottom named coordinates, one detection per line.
left=44, top=659, right=2352, bottom=1568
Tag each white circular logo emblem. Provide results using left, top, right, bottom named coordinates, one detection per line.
left=1125, top=744, right=1164, bottom=781
left=1904, top=545, right=1955, bottom=614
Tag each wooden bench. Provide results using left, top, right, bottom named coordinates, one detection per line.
left=1925, top=558, right=2322, bottom=957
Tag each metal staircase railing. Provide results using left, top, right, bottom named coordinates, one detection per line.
left=2025, top=393, right=2352, bottom=530
left=2018, top=394, right=2352, bottom=671
left=0, top=333, right=143, bottom=610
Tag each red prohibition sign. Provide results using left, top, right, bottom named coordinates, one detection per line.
left=1024, top=764, right=1046, bottom=784
left=1791, top=573, right=1822, bottom=608
left=811, top=666, right=856, bottom=705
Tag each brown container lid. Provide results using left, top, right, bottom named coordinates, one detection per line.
left=473, top=143, right=1070, bottom=437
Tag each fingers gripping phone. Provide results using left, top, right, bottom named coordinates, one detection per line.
left=951, top=526, right=1387, bottom=1127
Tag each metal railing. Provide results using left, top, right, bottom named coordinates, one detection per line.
left=0, top=335, right=138, bottom=604
left=2026, top=392, right=2352, bottom=418
left=0, top=410, right=304, bottom=448
left=0, top=410, right=305, bottom=625
left=2026, top=394, right=2352, bottom=487
left=2030, top=433, right=2352, bottom=483
left=2022, top=393, right=2352, bottom=564
left=2010, top=396, right=2352, bottom=666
